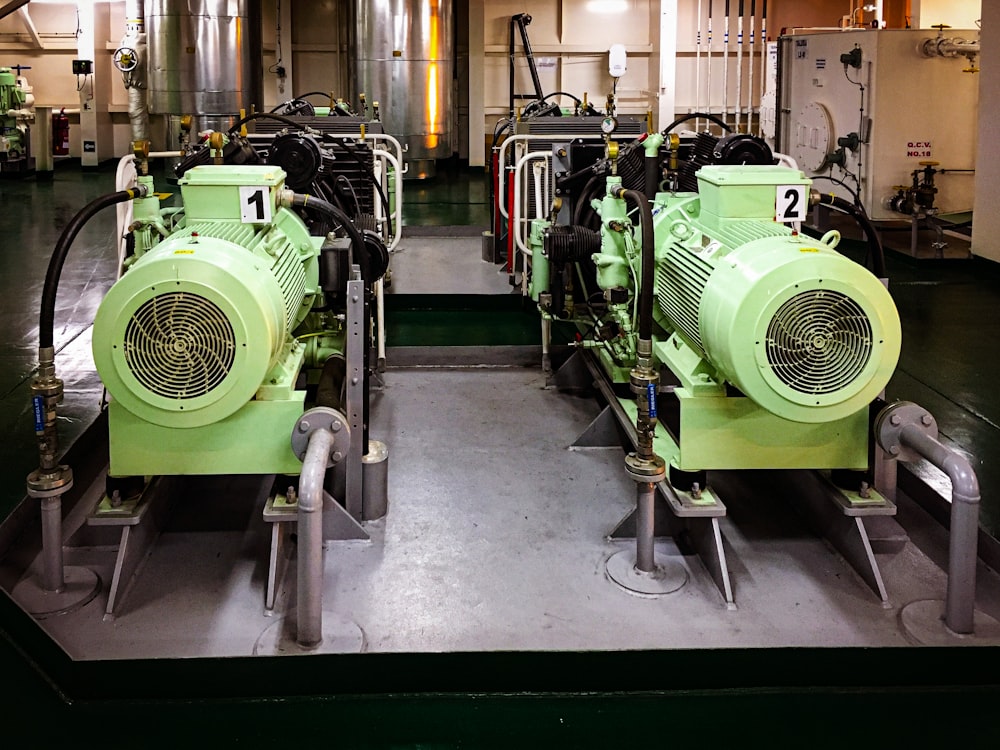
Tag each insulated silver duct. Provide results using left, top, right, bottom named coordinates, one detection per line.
left=352, top=0, right=453, bottom=179
left=145, top=0, right=252, bottom=131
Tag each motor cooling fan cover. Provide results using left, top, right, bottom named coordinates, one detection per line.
left=697, top=237, right=901, bottom=424
left=93, top=237, right=289, bottom=428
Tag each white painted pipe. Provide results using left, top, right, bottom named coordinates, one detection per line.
left=512, top=151, right=552, bottom=296
left=695, top=0, right=703, bottom=129
left=706, top=0, right=714, bottom=120
left=735, top=1, right=744, bottom=132
left=747, top=0, right=756, bottom=134
left=722, top=1, right=730, bottom=128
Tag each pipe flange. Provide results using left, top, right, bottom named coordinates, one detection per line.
left=625, top=452, right=666, bottom=482
left=290, top=407, right=351, bottom=465
left=26, top=465, right=74, bottom=499
left=875, top=401, right=938, bottom=463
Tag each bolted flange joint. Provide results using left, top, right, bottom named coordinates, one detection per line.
left=875, top=401, right=938, bottom=462
left=290, top=406, right=352, bottom=466
left=26, top=465, right=74, bottom=499
left=625, top=452, right=666, bottom=483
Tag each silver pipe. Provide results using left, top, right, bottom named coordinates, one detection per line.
left=899, top=424, right=981, bottom=635
left=124, top=0, right=150, bottom=143
left=297, top=428, right=334, bottom=648
left=636, top=482, right=656, bottom=573
left=40, top=496, right=64, bottom=592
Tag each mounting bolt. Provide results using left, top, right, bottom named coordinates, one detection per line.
left=352, top=377, right=359, bottom=384
left=298, top=420, right=311, bottom=433
left=889, top=414, right=901, bottom=426
left=690, top=482, right=703, bottom=500
left=889, top=445, right=900, bottom=456
left=332, top=451, right=344, bottom=463
left=859, top=481, right=871, bottom=499
left=921, top=414, right=933, bottom=426
left=330, top=420, right=342, bottom=432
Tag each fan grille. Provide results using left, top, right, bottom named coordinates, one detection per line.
left=123, top=292, right=236, bottom=400
left=765, top=290, right=873, bottom=396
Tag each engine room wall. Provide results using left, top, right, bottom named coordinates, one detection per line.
left=0, top=2, right=130, bottom=159
left=912, top=0, right=981, bottom=30
left=260, top=1, right=350, bottom=111
left=972, top=1, right=998, bottom=262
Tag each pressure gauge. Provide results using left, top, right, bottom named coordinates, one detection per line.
left=601, top=116, right=618, bottom=135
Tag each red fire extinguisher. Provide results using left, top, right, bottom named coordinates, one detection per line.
left=52, top=109, right=70, bottom=156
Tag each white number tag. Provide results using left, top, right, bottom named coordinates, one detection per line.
left=776, top=184, right=808, bottom=223
left=239, top=186, right=272, bottom=224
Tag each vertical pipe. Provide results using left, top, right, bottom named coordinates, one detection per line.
left=297, top=428, right=334, bottom=648
left=735, top=0, right=744, bottom=132
left=706, top=0, right=713, bottom=122
left=40, top=496, right=64, bottom=592
left=722, top=0, right=730, bottom=128
left=748, top=0, right=756, bottom=134
left=946, top=493, right=980, bottom=634
left=897, top=423, right=981, bottom=636
left=759, top=0, right=767, bottom=137
left=636, top=482, right=656, bottom=573
left=695, top=0, right=702, bottom=129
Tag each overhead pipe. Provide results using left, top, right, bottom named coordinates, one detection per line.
left=876, top=402, right=982, bottom=635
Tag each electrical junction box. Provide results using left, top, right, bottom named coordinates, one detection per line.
left=72, top=59, right=93, bottom=75
left=776, top=29, right=979, bottom=220
left=609, top=44, right=627, bottom=78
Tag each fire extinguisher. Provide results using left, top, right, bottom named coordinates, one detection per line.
left=52, top=109, right=70, bottom=156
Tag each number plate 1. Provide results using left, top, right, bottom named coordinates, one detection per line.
left=239, top=185, right=272, bottom=224
left=776, top=184, right=808, bottom=224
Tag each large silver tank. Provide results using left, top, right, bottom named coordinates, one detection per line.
left=352, top=0, right=453, bottom=179
left=146, top=0, right=251, bottom=122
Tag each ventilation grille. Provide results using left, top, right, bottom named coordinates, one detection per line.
left=765, top=290, right=873, bottom=395
left=123, top=292, right=236, bottom=400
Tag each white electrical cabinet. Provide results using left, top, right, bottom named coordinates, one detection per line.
left=777, top=29, right=979, bottom=221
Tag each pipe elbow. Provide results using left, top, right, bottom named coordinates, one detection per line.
left=941, top=451, right=980, bottom=504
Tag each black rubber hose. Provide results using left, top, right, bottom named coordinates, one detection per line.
left=816, top=192, right=888, bottom=279
left=614, top=188, right=656, bottom=341
left=39, top=189, right=141, bottom=350
left=289, top=193, right=373, bottom=452
left=662, top=112, right=733, bottom=134
left=645, top=151, right=661, bottom=199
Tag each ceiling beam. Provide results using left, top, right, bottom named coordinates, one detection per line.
left=0, top=0, right=30, bottom=23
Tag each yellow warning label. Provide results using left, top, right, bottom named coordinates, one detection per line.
left=799, top=247, right=820, bottom=253
left=173, top=249, right=195, bottom=255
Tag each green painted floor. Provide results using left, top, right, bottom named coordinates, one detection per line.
left=2, top=162, right=999, bottom=745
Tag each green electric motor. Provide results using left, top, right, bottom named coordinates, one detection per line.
left=93, top=166, right=320, bottom=430
left=649, top=165, right=901, bottom=424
